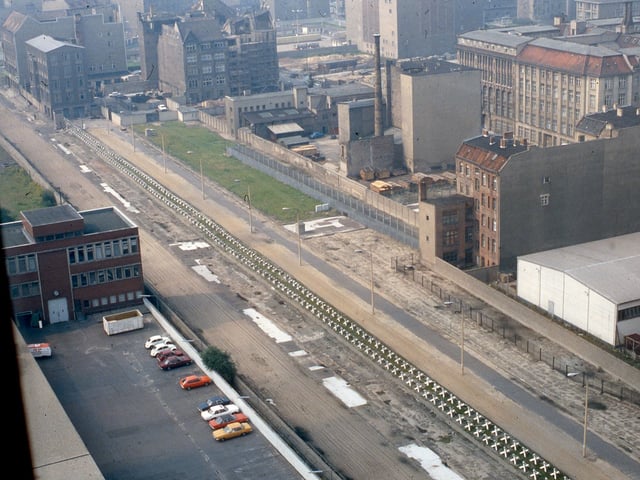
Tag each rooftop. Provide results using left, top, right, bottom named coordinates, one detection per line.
left=518, top=232, right=640, bottom=305
left=1, top=205, right=136, bottom=248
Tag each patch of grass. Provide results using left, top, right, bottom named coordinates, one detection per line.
left=135, top=121, right=337, bottom=223
left=0, top=162, right=55, bottom=222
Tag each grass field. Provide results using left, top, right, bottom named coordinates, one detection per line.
left=0, top=152, right=55, bottom=222
left=134, top=121, right=336, bottom=223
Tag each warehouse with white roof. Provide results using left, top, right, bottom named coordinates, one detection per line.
left=517, top=233, right=640, bottom=347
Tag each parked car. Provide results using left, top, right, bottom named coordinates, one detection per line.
left=208, top=412, right=249, bottom=430
left=179, top=374, right=212, bottom=391
left=309, top=131, right=324, bottom=139
left=197, top=395, right=231, bottom=412
left=156, top=349, right=185, bottom=362
left=150, top=342, right=177, bottom=357
left=200, top=403, right=240, bottom=422
left=157, top=104, right=168, bottom=112
left=158, top=354, right=192, bottom=370
left=144, top=335, right=172, bottom=349
left=212, top=422, right=253, bottom=441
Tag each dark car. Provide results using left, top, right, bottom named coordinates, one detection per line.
left=156, top=349, right=185, bottom=362
left=158, top=353, right=192, bottom=370
left=197, top=395, right=231, bottom=412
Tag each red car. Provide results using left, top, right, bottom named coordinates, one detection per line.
left=208, top=412, right=250, bottom=430
left=158, top=353, right=192, bottom=370
left=156, top=349, right=186, bottom=362
left=179, top=374, right=212, bottom=390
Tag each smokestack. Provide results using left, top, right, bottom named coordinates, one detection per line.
left=374, top=33, right=383, bottom=137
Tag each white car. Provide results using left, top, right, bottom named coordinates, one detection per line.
left=149, top=342, right=177, bottom=357
left=144, top=335, right=172, bottom=349
left=200, top=403, right=240, bottom=422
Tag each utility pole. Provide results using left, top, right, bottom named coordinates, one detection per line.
left=370, top=251, right=374, bottom=314
left=161, top=135, right=166, bottom=173
left=582, top=377, right=589, bottom=457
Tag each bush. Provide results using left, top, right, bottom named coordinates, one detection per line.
left=41, top=189, right=57, bottom=206
left=200, top=346, right=237, bottom=385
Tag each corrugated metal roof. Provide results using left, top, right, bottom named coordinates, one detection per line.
left=518, top=232, right=640, bottom=305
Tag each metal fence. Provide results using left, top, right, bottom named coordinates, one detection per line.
left=395, top=259, right=640, bottom=408
left=229, top=144, right=420, bottom=248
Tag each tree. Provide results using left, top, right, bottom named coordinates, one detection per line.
left=200, top=346, right=237, bottom=385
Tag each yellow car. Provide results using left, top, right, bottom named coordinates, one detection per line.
left=212, top=422, right=252, bottom=441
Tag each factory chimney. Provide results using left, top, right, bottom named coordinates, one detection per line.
left=374, top=33, right=383, bottom=137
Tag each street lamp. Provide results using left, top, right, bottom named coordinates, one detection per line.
left=283, top=207, right=302, bottom=266
left=243, top=185, right=253, bottom=233
left=355, top=249, right=375, bottom=314
left=582, top=372, right=592, bottom=457
left=161, top=134, right=167, bottom=173
left=292, top=9, right=303, bottom=48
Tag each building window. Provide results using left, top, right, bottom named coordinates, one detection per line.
left=442, top=211, right=458, bottom=225
left=444, top=230, right=459, bottom=246
left=540, top=194, right=550, bottom=206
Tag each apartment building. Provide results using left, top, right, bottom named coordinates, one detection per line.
left=392, top=59, right=482, bottom=172
left=24, top=35, right=90, bottom=120
left=2, top=204, right=144, bottom=327
left=345, top=0, right=516, bottom=59
left=456, top=22, right=640, bottom=145
left=455, top=113, right=640, bottom=272
left=517, top=0, right=573, bottom=22
left=1, top=9, right=128, bottom=117
left=141, top=9, right=279, bottom=104
left=575, top=0, right=640, bottom=21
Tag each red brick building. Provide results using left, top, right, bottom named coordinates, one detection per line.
left=2, top=204, right=144, bottom=326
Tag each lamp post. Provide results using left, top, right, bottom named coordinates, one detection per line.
left=244, top=186, right=253, bottom=233
left=283, top=207, right=302, bottom=266
left=582, top=373, right=591, bottom=457
left=369, top=250, right=374, bottom=314
left=355, top=249, right=375, bottom=314
left=199, top=157, right=204, bottom=199
left=292, top=9, right=303, bottom=48
left=161, top=134, right=167, bottom=173
left=460, top=314, right=465, bottom=375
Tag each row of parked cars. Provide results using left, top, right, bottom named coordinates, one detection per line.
left=144, top=334, right=253, bottom=441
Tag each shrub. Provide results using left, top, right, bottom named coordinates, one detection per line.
left=201, top=346, right=237, bottom=385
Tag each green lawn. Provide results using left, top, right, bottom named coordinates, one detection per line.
left=0, top=157, right=56, bottom=222
left=135, top=121, right=336, bottom=223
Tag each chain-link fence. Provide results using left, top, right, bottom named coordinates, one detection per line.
left=395, top=259, right=640, bottom=407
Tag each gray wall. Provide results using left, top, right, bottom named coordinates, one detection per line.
left=499, top=127, right=640, bottom=270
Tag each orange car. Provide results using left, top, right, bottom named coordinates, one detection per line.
left=179, top=374, right=212, bottom=390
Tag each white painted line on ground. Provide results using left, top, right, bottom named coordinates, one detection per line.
left=100, top=182, right=140, bottom=213
left=322, top=376, right=367, bottom=407
left=57, top=143, right=72, bottom=154
left=191, top=265, right=220, bottom=283
left=399, top=444, right=465, bottom=480
left=169, top=241, right=210, bottom=250
left=243, top=308, right=292, bottom=343
left=308, top=365, right=325, bottom=371
left=288, top=350, right=308, bottom=357
left=80, top=165, right=91, bottom=173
